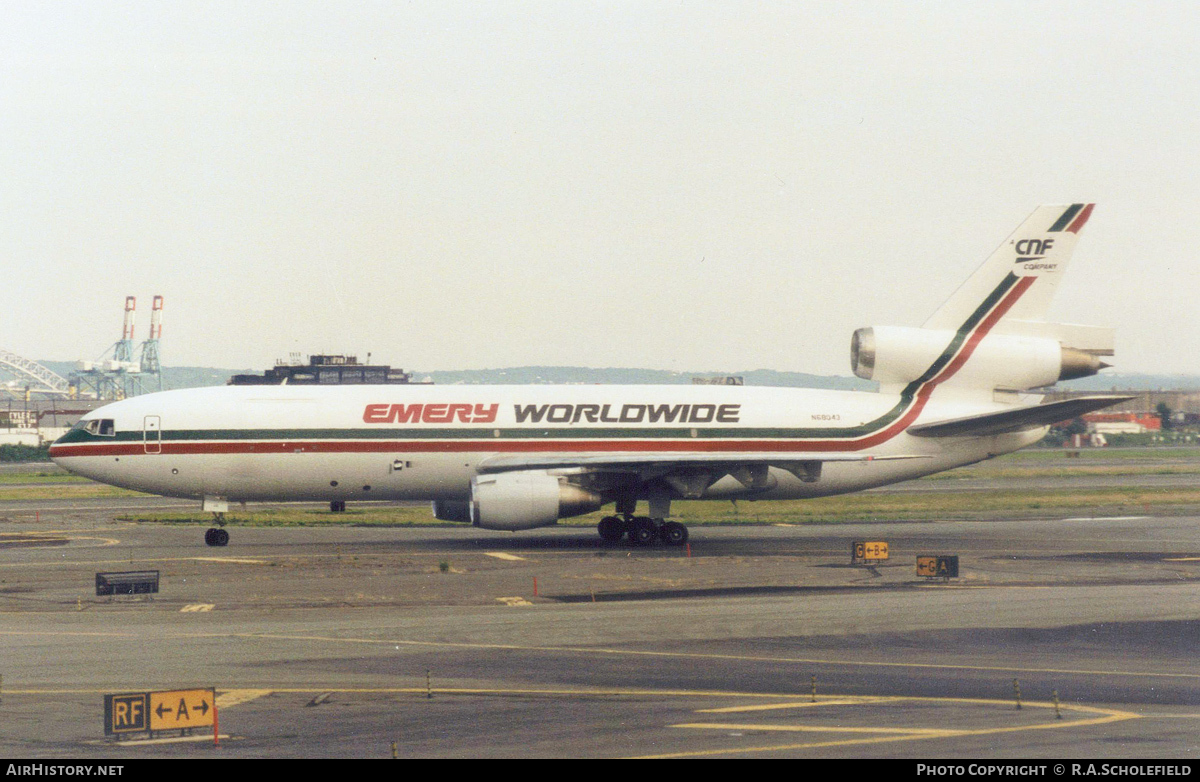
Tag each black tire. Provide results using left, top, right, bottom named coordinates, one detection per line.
left=660, top=521, right=688, bottom=546
left=204, top=528, right=218, bottom=546
left=628, top=518, right=658, bottom=546
left=598, top=516, right=625, bottom=542
left=215, top=528, right=229, bottom=546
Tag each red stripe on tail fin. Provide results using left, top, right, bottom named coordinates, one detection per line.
left=1065, top=203, right=1095, bottom=234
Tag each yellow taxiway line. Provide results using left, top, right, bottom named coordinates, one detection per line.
left=3, top=683, right=1141, bottom=759
left=638, top=696, right=1140, bottom=759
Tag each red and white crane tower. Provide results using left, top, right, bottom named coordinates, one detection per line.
left=71, top=296, right=165, bottom=399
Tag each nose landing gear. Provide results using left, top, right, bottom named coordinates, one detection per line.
left=204, top=527, right=229, bottom=546
left=204, top=512, right=229, bottom=547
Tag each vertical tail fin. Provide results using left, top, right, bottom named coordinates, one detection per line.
left=922, top=204, right=1095, bottom=331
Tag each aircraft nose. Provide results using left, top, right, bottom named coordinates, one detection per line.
left=47, top=433, right=97, bottom=479
left=48, top=443, right=77, bottom=473
left=48, top=438, right=66, bottom=466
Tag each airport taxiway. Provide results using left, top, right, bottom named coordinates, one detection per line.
left=0, top=485, right=1197, bottom=758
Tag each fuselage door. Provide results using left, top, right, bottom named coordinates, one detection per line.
left=144, top=415, right=162, bottom=454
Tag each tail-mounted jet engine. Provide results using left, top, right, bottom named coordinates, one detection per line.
left=850, top=326, right=1107, bottom=391
left=469, top=471, right=603, bottom=531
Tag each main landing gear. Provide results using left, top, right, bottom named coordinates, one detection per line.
left=597, top=515, right=688, bottom=547
left=205, top=513, right=229, bottom=547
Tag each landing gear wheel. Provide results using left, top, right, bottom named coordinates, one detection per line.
left=597, top=516, right=625, bottom=543
left=628, top=517, right=658, bottom=546
left=204, top=528, right=229, bottom=547
left=660, top=521, right=688, bottom=546
left=330, top=500, right=346, bottom=513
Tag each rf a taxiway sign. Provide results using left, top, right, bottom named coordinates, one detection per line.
left=104, top=688, right=215, bottom=735
left=149, top=689, right=215, bottom=731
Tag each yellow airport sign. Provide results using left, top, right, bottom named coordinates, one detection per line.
left=916, top=555, right=959, bottom=579
left=851, top=541, right=889, bottom=563
left=149, top=688, right=216, bottom=731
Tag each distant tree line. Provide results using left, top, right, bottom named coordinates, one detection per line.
left=0, top=444, right=51, bottom=462
left=1156, top=402, right=1174, bottom=430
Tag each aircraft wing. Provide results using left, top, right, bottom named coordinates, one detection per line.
left=478, top=452, right=926, bottom=472
left=906, top=395, right=1135, bottom=438
left=477, top=451, right=928, bottom=492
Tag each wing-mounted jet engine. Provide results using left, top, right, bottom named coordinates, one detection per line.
left=469, top=471, right=603, bottom=531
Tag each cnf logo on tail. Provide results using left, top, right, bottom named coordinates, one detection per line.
left=1013, top=236, right=1059, bottom=272
left=1015, top=238, right=1055, bottom=261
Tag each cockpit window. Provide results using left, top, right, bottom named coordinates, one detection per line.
left=76, top=418, right=116, bottom=436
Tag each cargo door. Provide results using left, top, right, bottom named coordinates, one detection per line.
left=144, top=415, right=162, bottom=454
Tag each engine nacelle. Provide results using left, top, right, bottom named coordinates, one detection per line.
left=431, top=500, right=471, bottom=523
left=851, top=326, right=1106, bottom=391
left=470, top=471, right=603, bottom=531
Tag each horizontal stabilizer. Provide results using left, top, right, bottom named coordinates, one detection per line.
left=907, top=395, right=1134, bottom=438
left=992, top=320, right=1115, bottom=356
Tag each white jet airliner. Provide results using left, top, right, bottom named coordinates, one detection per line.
left=52, top=204, right=1127, bottom=547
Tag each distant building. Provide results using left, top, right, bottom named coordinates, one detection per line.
left=691, top=376, right=744, bottom=386
left=229, top=355, right=429, bottom=386
left=1044, top=389, right=1200, bottom=416
left=1066, top=433, right=1108, bottom=448
left=1082, top=412, right=1162, bottom=434
left=0, top=399, right=105, bottom=446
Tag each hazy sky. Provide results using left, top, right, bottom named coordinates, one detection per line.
left=3, top=2, right=1197, bottom=376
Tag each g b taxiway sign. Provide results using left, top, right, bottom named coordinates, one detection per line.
left=104, top=688, right=215, bottom=735
left=851, top=540, right=889, bottom=564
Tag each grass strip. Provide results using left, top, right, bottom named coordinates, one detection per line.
left=0, top=472, right=94, bottom=485
left=0, top=485, right=149, bottom=501
left=116, top=486, right=1200, bottom=528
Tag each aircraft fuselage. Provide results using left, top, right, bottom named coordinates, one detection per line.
left=49, top=383, right=1041, bottom=504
